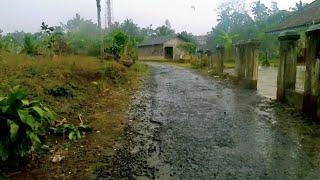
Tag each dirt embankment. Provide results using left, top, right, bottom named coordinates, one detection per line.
left=0, top=55, right=149, bottom=179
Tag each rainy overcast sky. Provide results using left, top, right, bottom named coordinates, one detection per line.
left=0, top=0, right=314, bottom=35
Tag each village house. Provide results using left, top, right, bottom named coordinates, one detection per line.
left=138, top=35, right=189, bottom=60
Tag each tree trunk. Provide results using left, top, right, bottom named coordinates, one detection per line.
left=96, top=0, right=101, bottom=29
left=96, top=0, right=104, bottom=61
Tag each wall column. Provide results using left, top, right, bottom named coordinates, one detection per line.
left=235, top=42, right=246, bottom=80
left=277, top=31, right=300, bottom=102
left=243, top=40, right=260, bottom=89
left=216, top=45, right=225, bottom=75
left=303, top=24, right=320, bottom=119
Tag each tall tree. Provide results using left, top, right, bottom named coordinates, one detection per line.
left=271, top=1, right=279, bottom=14
left=96, top=0, right=102, bottom=29
left=121, top=19, right=142, bottom=40
left=154, top=20, right=175, bottom=36
left=290, top=0, right=307, bottom=11
left=96, top=0, right=103, bottom=60
left=252, top=1, right=270, bottom=21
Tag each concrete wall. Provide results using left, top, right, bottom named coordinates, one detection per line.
left=164, top=38, right=187, bottom=60
left=138, top=44, right=163, bottom=57
left=138, top=37, right=188, bottom=60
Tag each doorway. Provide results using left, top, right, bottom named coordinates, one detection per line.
left=164, top=47, right=173, bottom=60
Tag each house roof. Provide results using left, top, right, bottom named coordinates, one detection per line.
left=268, top=0, right=320, bottom=33
left=138, top=35, right=180, bottom=47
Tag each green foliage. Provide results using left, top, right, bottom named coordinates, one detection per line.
left=50, top=120, right=93, bottom=141
left=100, top=61, right=127, bottom=85
left=0, top=29, right=3, bottom=50
left=190, top=58, right=209, bottom=69
left=40, top=22, right=67, bottom=56
left=123, top=37, right=138, bottom=63
left=178, top=31, right=197, bottom=44
left=120, top=19, right=144, bottom=42
left=104, top=30, right=129, bottom=60
left=51, top=124, right=80, bottom=141
left=178, top=43, right=197, bottom=55
left=63, top=14, right=101, bottom=55
left=1, top=35, right=23, bottom=54
left=252, top=0, right=270, bottom=21
left=131, top=63, right=148, bottom=73
left=155, top=25, right=175, bottom=36
left=47, top=85, right=76, bottom=98
left=23, top=34, right=37, bottom=55
left=207, top=0, right=307, bottom=61
left=0, top=86, right=55, bottom=161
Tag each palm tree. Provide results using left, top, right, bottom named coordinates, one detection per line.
left=290, top=0, right=307, bottom=12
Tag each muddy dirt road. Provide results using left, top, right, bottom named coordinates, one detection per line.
left=106, top=64, right=320, bottom=179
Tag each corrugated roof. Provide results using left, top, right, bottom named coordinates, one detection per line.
left=268, top=0, right=320, bottom=33
left=138, top=35, right=178, bottom=47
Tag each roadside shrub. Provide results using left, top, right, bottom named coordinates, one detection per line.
left=0, top=86, right=55, bottom=161
left=100, top=61, right=127, bottom=85
left=177, top=42, right=197, bottom=55
left=190, top=57, right=208, bottom=69
left=47, top=84, right=77, bottom=98
left=104, top=30, right=129, bottom=60
left=122, top=37, right=138, bottom=63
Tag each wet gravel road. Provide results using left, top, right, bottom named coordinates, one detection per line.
left=146, top=64, right=320, bottom=179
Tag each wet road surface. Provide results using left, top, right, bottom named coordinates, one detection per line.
left=147, top=64, right=320, bottom=179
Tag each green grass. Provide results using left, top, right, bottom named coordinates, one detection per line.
left=224, top=59, right=235, bottom=69
left=267, top=58, right=280, bottom=67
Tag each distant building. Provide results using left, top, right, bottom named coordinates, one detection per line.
left=268, top=0, right=320, bottom=33
left=138, top=35, right=189, bottom=60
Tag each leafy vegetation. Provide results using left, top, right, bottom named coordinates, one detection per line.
left=100, top=61, right=127, bottom=85
left=0, top=86, right=55, bottom=161
left=178, top=43, right=197, bottom=56
left=104, top=30, right=129, bottom=60
left=206, top=0, right=308, bottom=63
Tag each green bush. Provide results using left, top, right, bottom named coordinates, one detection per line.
left=0, top=86, right=55, bottom=161
left=104, top=30, right=129, bottom=60
left=177, top=42, right=197, bottom=55
left=100, top=61, right=127, bottom=85
left=190, top=58, right=209, bottom=69
left=23, top=34, right=37, bottom=55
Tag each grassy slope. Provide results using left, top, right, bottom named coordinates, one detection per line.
left=0, top=53, right=149, bottom=179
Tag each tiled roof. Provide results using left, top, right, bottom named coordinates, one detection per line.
left=268, top=0, right=320, bottom=33
left=138, top=35, right=178, bottom=47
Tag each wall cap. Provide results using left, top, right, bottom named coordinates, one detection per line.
left=240, top=39, right=261, bottom=48
left=278, top=31, right=300, bottom=41
left=216, top=44, right=225, bottom=50
left=306, top=24, right=320, bottom=35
